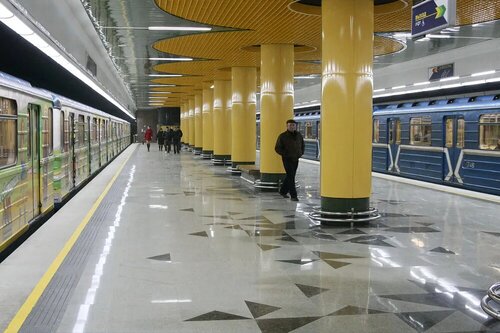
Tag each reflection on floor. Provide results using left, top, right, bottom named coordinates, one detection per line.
left=31, top=145, right=500, bottom=332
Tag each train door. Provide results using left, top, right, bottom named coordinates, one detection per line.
left=443, top=116, right=465, bottom=183
left=387, top=118, right=401, bottom=172
left=69, top=113, right=76, bottom=187
left=27, top=104, right=41, bottom=216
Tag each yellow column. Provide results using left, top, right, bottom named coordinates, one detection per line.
left=194, top=90, right=203, bottom=154
left=213, top=80, right=232, bottom=164
left=260, top=44, right=294, bottom=183
left=182, top=101, right=188, bottom=145
left=321, top=0, right=373, bottom=214
left=231, top=67, right=257, bottom=167
left=188, top=97, right=195, bottom=148
left=179, top=104, right=184, bottom=144
left=202, top=83, right=214, bottom=157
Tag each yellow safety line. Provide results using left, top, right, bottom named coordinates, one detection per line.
left=5, top=148, right=134, bottom=333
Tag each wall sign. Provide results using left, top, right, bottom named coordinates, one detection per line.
left=428, top=63, right=454, bottom=81
left=412, top=0, right=456, bottom=37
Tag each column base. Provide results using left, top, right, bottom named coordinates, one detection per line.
left=212, top=155, right=231, bottom=165
left=193, top=147, right=202, bottom=155
left=201, top=150, right=213, bottom=159
left=255, top=173, right=285, bottom=191
left=231, top=161, right=254, bottom=168
left=309, top=197, right=380, bottom=224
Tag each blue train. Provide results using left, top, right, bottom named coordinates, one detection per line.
left=257, top=94, right=500, bottom=195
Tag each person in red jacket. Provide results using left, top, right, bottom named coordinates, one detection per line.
left=144, top=126, right=153, bottom=152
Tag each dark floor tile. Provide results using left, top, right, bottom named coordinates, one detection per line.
left=384, top=226, right=440, bottom=233
left=256, top=317, right=321, bottom=333
left=179, top=208, right=195, bottom=212
left=257, top=244, right=281, bottom=251
left=328, top=305, right=387, bottom=316
left=147, top=253, right=171, bottom=262
left=185, top=310, right=250, bottom=321
left=202, top=215, right=231, bottom=219
left=245, top=301, right=281, bottom=319
left=430, top=247, right=456, bottom=254
left=483, top=232, right=500, bottom=237
left=224, top=225, right=243, bottom=230
left=189, top=231, right=208, bottom=237
left=295, top=283, right=329, bottom=298
left=276, top=234, right=298, bottom=243
left=183, top=191, right=196, bottom=196
left=322, top=260, right=352, bottom=269
left=344, top=235, right=395, bottom=248
left=277, top=259, right=318, bottom=266
left=312, top=251, right=365, bottom=260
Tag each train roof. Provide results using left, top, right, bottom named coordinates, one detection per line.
left=0, top=71, right=127, bottom=123
left=374, top=94, right=500, bottom=115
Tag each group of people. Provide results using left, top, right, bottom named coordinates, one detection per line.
left=144, top=120, right=304, bottom=202
left=143, top=126, right=183, bottom=153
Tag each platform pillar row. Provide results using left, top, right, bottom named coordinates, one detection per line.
left=202, top=83, right=214, bottom=157
left=213, top=80, right=232, bottom=163
left=320, top=0, right=374, bottom=216
left=259, top=44, right=294, bottom=183
left=194, top=90, right=203, bottom=154
left=231, top=67, right=257, bottom=168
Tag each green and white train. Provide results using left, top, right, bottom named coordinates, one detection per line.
left=0, top=71, right=130, bottom=253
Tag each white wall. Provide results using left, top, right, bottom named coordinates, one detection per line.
left=9, top=0, right=136, bottom=112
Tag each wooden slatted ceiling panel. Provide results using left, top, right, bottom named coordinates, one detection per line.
left=152, top=0, right=500, bottom=104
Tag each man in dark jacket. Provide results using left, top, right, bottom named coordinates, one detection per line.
left=172, top=127, right=183, bottom=154
left=275, top=119, right=304, bottom=201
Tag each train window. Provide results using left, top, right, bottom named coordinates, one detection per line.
left=64, top=113, right=70, bottom=152
left=388, top=119, right=401, bottom=144
left=42, top=107, right=53, bottom=157
left=0, top=97, right=17, bottom=167
left=445, top=119, right=453, bottom=148
left=93, top=118, right=98, bottom=142
left=457, top=118, right=465, bottom=148
left=410, top=117, right=432, bottom=146
left=373, top=119, right=379, bottom=143
left=60, top=111, right=65, bottom=152
left=78, top=115, right=85, bottom=147
left=305, top=122, right=313, bottom=139
left=479, top=114, right=500, bottom=150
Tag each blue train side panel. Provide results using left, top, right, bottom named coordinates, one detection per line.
left=287, top=95, right=500, bottom=196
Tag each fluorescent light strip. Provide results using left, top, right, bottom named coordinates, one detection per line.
left=148, top=57, right=193, bottom=61
left=471, top=70, right=496, bottom=77
left=413, top=81, right=430, bottom=86
left=149, top=74, right=182, bottom=77
left=148, top=26, right=211, bottom=31
left=149, top=84, right=176, bottom=87
left=439, top=76, right=459, bottom=82
left=392, top=85, right=406, bottom=90
left=0, top=3, right=134, bottom=119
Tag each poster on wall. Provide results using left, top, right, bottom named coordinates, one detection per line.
left=428, top=63, right=454, bottom=81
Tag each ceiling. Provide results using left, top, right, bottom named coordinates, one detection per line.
left=81, top=0, right=500, bottom=109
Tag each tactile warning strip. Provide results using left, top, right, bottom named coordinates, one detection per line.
left=19, top=160, right=133, bottom=333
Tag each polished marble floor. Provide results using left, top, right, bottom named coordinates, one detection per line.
left=13, top=144, right=500, bottom=332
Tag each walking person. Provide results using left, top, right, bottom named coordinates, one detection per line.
left=144, top=126, right=153, bottom=152
left=165, top=127, right=173, bottom=153
left=275, top=119, right=304, bottom=201
left=157, top=128, right=164, bottom=151
left=172, top=127, right=183, bottom=154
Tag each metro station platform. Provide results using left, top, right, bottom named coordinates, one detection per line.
left=1, top=143, right=499, bottom=333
